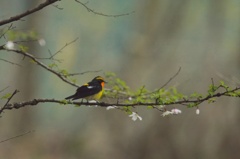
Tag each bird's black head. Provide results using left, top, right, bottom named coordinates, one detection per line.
left=92, top=76, right=106, bottom=83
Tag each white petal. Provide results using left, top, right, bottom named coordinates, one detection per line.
left=5, top=41, right=14, bottom=49
left=129, top=112, right=135, bottom=117
left=137, top=115, right=143, bottom=121
left=38, top=38, right=46, bottom=46
left=171, top=108, right=182, bottom=114
left=132, top=116, right=138, bottom=121
left=159, top=105, right=166, bottom=108
left=106, top=106, right=117, bottom=110
left=128, top=97, right=132, bottom=101
left=129, top=112, right=142, bottom=121
left=88, top=100, right=97, bottom=103
left=162, top=111, right=173, bottom=117
left=196, top=109, right=200, bottom=115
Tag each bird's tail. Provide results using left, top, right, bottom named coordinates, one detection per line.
left=65, top=94, right=75, bottom=100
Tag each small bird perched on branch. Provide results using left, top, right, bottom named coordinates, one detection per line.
left=65, top=76, right=106, bottom=101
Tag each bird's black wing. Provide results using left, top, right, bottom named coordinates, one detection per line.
left=65, top=81, right=102, bottom=100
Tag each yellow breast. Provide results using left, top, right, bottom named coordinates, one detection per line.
left=93, top=90, right=103, bottom=100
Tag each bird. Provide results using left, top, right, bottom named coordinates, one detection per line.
left=65, top=76, right=106, bottom=101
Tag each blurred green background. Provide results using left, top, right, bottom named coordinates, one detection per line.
left=1, top=0, right=240, bottom=158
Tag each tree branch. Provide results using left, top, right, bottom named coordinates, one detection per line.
left=0, top=87, right=9, bottom=93
left=160, top=67, right=181, bottom=89
left=49, top=37, right=79, bottom=59
left=3, top=86, right=240, bottom=113
left=0, top=24, right=15, bottom=39
left=0, top=58, right=22, bottom=67
left=0, top=130, right=34, bottom=144
left=35, top=38, right=79, bottom=63
left=0, top=89, right=19, bottom=114
left=0, top=0, right=60, bottom=26
left=6, top=48, right=79, bottom=87
left=68, top=69, right=102, bottom=76
left=75, top=0, right=134, bottom=17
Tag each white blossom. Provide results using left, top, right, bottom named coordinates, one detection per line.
left=162, top=111, right=173, bottom=117
left=171, top=108, right=182, bottom=114
left=159, top=105, right=166, bottom=109
left=38, top=38, right=46, bottom=46
left=5, top=41, right=14, bottom=49
left=129, top=112, right=142, bottom=121
left=162, top=109, right=182, bottom=117
left=106, top=106, right=117, bottom=110
left=88, top=100, right=97, bottom=103
left=128, top=97, right=132, bottom=101
left=87, top=100, right=98, bottom=107
left=196, top=109, right=200, bottom=115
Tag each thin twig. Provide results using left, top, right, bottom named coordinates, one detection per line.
left=132, top=67, right=181, bottom=98
left=0, top=24, right=15, bottom=39
left=0, top=58, right=22, bottom=67
left=211, top=78, right=215, bottom=87
left=75, top=0, right=135, bottom=17
left=14, top=39, right=39, bottom=43
left=0, top=0, right=60, bottom=26
left=0, top=89, right=19, bottom=114
left=5, top=48, right=79, bottom=87
left=49, top=37, right=79, bottom=59
left=68, top=70, right=102, bottom=76
left=0, top=130, right=34, bottom=144
left=160, top=67, right=181, bottom=89
left=52, top=4, right=63, bottom=10
left=152, top=106, right=165, bottom=112
left=0, top=87, right=9, bottom=93
left=35, top=38, right=79, bottom=63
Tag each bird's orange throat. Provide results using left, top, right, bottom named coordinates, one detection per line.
left=101, top=82, right=105, bottom=88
